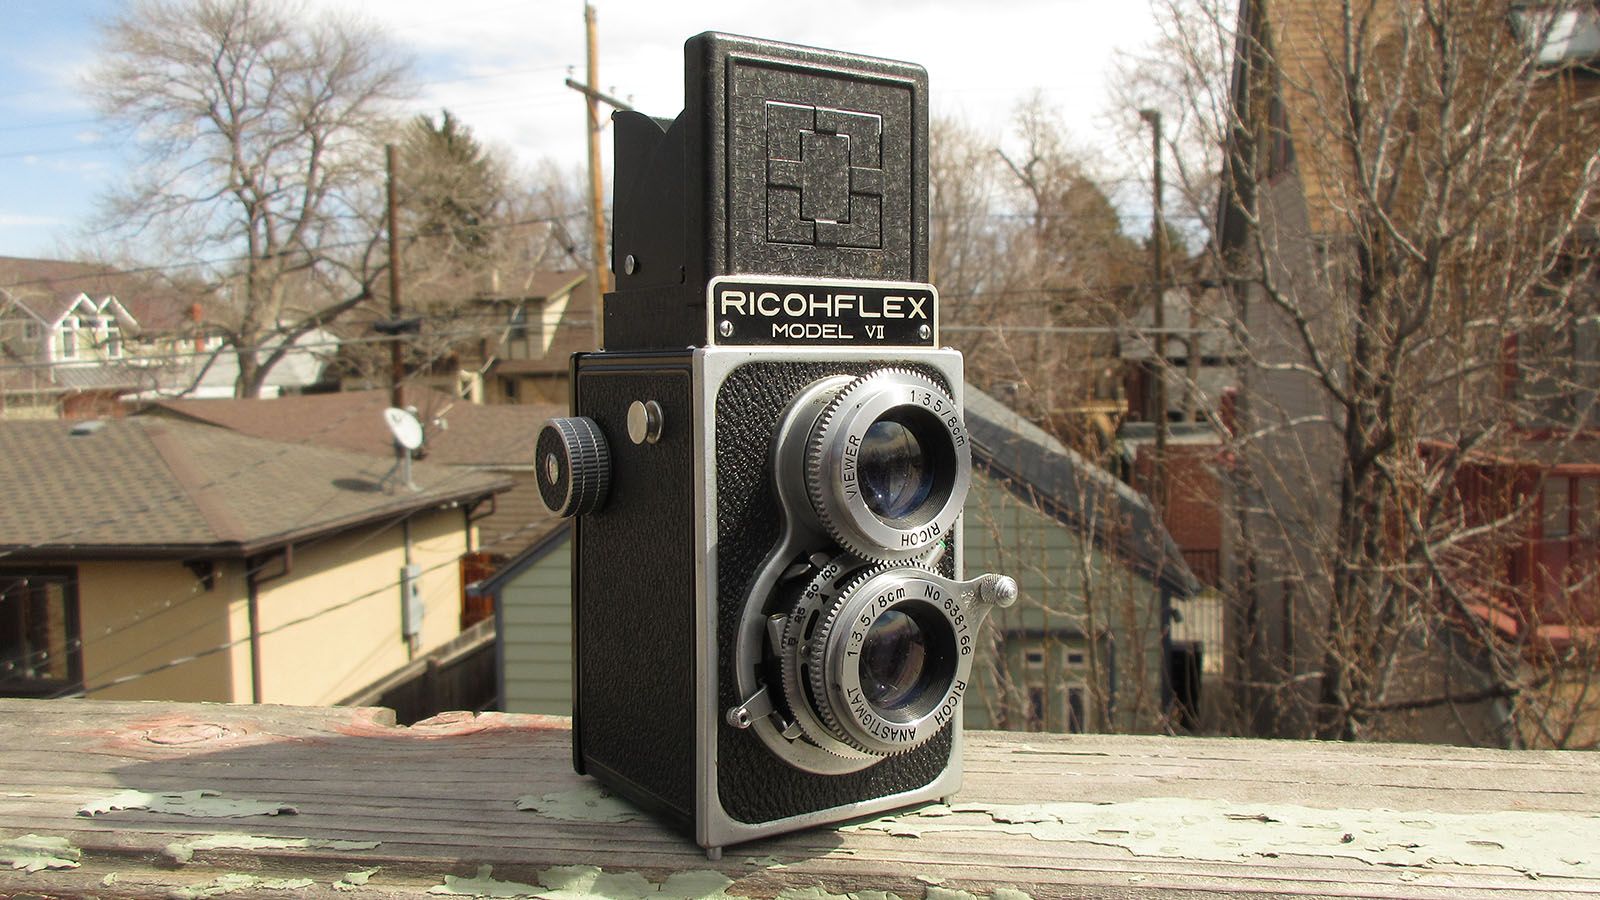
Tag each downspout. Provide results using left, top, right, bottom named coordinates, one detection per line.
left=403, top=518, right=417, bottom=660
left=245, top=546, right=293, bottom=704
left=1159, top=584, right=1175, bottom=729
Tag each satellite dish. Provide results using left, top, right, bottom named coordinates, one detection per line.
left=384, top=407, right=424, bottom=451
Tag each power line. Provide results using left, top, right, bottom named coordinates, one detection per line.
left=0, top=312, right=554, bottom=563
left=0, top=318, right=557, bottom=683
left=0, top=318, right=593, bottom=375
left=0, top=211, right=588, bottom=292
left=54, top=551, right=467, bottom=699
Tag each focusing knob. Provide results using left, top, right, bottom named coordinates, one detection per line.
left=537, top=417, right=611, bottom=516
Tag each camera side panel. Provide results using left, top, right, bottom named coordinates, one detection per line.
left=573, top=354, right=697, bottom=825
left=713, top=358, right=956, bottom=825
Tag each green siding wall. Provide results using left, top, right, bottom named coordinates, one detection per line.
left=500, top=540, right=572, bottom=715
left=963, top=475, right=1170, bottom=734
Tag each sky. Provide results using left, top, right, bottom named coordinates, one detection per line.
left=0, top=0, right=1165, bottom=261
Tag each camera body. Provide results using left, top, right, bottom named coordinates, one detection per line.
left=536, top=33, right=1013, bottom=853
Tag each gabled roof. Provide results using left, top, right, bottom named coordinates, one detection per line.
left=145, top=387, right=553, bottom=468
left=0, top=256, right=195, bottom=334
left=0, top=418, right=512, bottom=559
left=965, top=386, right=1201, bottom=597
left=478, top=269, right=587, bottom=303
left=488, top=297, right=597, bottom=377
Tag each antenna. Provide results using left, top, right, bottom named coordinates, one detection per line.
left=381, top=407, right=423, bottom=492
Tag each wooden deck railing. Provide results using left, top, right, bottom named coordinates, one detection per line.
left=0, top=699, right=1597, bottom=898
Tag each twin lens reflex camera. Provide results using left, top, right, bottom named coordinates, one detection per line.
left=536, top=32, right=1015, bottom=855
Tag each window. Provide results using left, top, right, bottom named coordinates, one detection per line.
left=1544, top=476, right=1572, bottom=540
left=22, top=321, right=38, bottom=341
left=57, top=318, right=78, bottom=360
left=1026, top=686, right=1047, bottom=732
left=100, top=318, right=121, bottom=358
left=1581, top=479, right=1598, bottom=537
left=1066, top=687, right=1086, bottom=734
left=1024, top=650, right=1045, bottom=668
left=0, top=571, right=82, bottom=698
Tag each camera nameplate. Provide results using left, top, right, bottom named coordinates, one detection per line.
left=707, top=275, right=938, bottom=347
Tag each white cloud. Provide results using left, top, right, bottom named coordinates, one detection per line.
left=312, top=0, right=1161, bottom=175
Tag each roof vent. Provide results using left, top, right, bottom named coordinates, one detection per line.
left=70, top=420, right=105, bottom=436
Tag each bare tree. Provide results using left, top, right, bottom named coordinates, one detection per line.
left=936, top=104, right=1145, bottom=459
left=933, top=106, right=1181, bottom=736
left=87, top=0, right=412, bottom=397
left=1125, top=0, right=1600, bottom=745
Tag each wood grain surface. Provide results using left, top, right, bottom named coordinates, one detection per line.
left=0, top=699, right=1596, bottom=899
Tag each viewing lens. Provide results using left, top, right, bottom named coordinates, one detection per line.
left=859, top=609, right=931, bottom=712
left=859, top=415, right=934, bottom=521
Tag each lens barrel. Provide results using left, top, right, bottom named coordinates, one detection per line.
left=804, top=369, right=970, bottom=561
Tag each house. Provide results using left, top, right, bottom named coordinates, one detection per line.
left=1214, top=0, right=1600, bottom=744
left=0, top=256, right=335, bottom=414
left=962, top=386, right=1208, bottom=733
left=0, top=256, right=185, bottom=418
left=0, top=418, right=511, bottom=705
left=489, top=385, right=1209, bottom=733
left=344, top=268, right=596, bottom=407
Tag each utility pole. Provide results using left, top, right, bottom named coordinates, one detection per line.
left=385, top=143, right=404, bottom=409
left=583, top=3, right=607, bottom=344
left=1140, top=109, right=1168, bottom=512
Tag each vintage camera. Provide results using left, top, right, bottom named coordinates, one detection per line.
left=536, top=33, right=1014, bottom=856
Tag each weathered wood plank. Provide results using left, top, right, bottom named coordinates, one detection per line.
left=0, top=699, right=1597, bottom=899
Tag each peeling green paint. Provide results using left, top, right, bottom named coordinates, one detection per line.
left=423, top=863, right=1032, bottom=900
left=80, top=789, right=297, bottom=818
left=103, top=873, right=120, bottom=887
left=513, top=784, right=645, bottom=823
left=743, top=855, right=789, bottom=869
left=334, top=867, right=380, bottom=891
left=425, top=864, right=742, bottom=900
left=429, top=864, right=542, bottom=898
left=162, top=834, right=380, bottom=865
left=0, top=834, right=80, bottom=873
left=167, top=873, right=315, bottom=898
left=841, top=797, right=1600, bottom=878
left=655, top=871, right=735, bottom=899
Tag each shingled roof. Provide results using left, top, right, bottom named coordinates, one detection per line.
left=0, top=255, right=196, bottom=332
left=965, top=386, right=1201, bottom=598
left=0, top=418, right=512, bottom=559
left=146, top=387, right=552, bottom=468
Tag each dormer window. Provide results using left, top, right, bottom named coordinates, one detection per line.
left=97, top=317, right=122, bottom=358
left=58, top=317, right=78, bottom=360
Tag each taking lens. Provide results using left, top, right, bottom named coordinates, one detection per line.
left=859, top=609, right=930, bottom=711
left=859, top=415, right=934, bottom=521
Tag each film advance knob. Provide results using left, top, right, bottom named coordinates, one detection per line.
left=537, top=417, right=611, bottom=517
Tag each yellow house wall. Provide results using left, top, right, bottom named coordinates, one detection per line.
left=77, top=559, right=242, bottom=702
left=248, top=510, right=469, bottom=706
